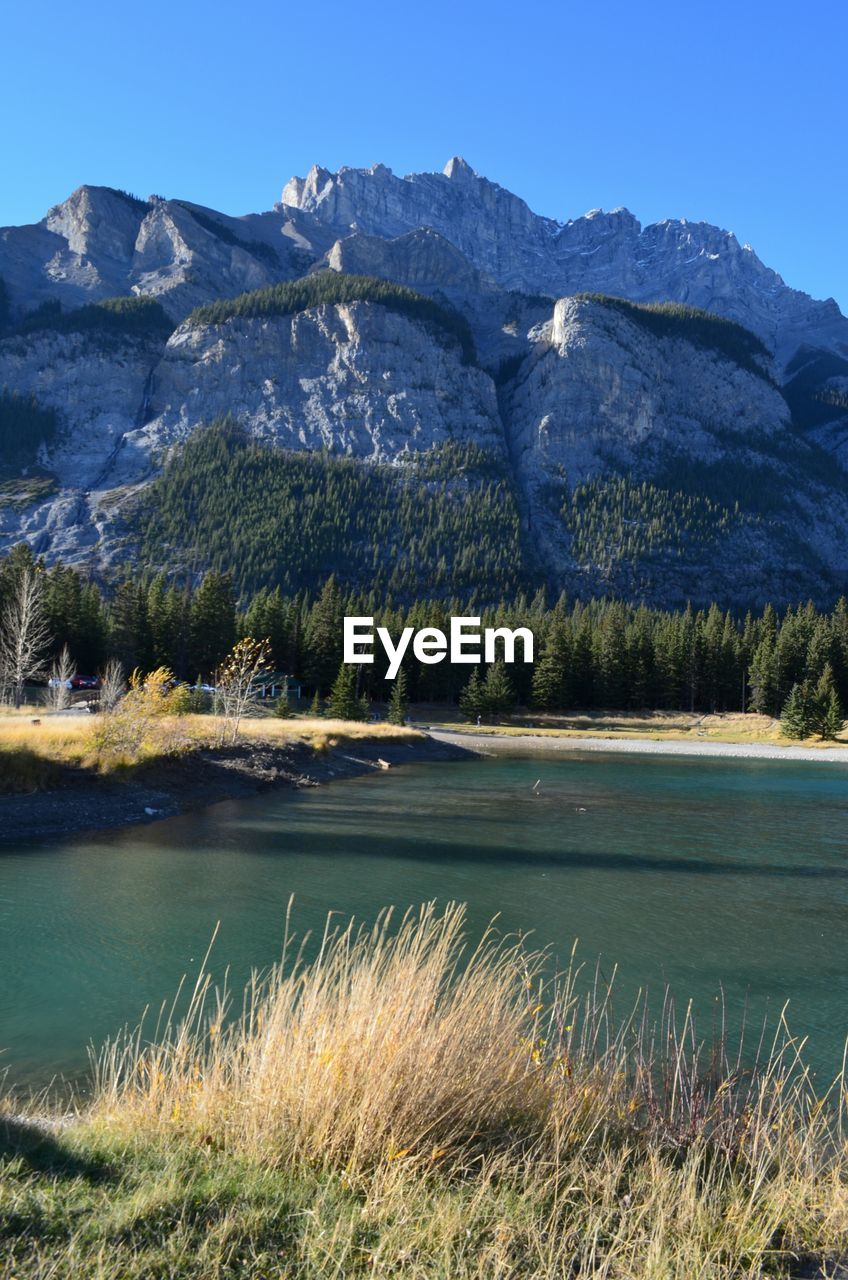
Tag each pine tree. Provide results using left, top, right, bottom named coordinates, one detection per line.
left=597, top=603, right=629, bottom=708
left=628, top=605, right=656, bottom=709
left=481, top=660, right=516, bottom=720
left=570, top=612, right=594, bottom=707
left=831, top=597, right=848, bottom=705
left=749, top=634, right=778, bottom=715
left=812, top=664, right=843, bottom=740
left=387, top=668, right=409, bottom=725
left=308, top=689, right=321, bottom=717
left=780, top=681, right=814, bottom=739
left=110, top=579, right=152, bottom=674
left=304, top=576, right=344, bottom=692
left=458, top=668, right=485, bottom=722
left=189, top=572, right=236, bottom=677
left=821, top=688, right=844, bottom=740
left=701, top=602, right=726, bottom=712
left=805, top=619, right=834, bottom=687
left=326, top=661, right=368, bottom=721
left=147, top=574, right=183, bottom=671
left=531, top=621, right=569, bottom=710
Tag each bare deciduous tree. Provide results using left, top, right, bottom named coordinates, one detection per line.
left=0, top=567, right=51, bottom=707
left=47, top=644, right=76, bottom=711
left=215, top=637, right=273, bottom=745
left=98, top=659, right=126, bottom=714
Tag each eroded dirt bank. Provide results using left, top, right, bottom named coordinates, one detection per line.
left=0, top=734, right=475, bottom=847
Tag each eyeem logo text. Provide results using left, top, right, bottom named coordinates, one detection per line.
left=343, top=617, right=534, bottom=680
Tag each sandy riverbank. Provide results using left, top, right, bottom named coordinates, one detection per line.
left=426, top=726, right=848, bottom=763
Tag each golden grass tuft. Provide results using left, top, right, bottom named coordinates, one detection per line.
left=69, top=903, right=848, bottom=1276
left=95, top=904, right=548, bottom=1173
left=229, top=715, right=421, bottom=751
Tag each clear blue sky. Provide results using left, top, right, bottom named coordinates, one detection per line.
left=3, top=0, right=846, bottom=309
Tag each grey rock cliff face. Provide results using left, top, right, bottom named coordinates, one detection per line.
left=0, top=328, right=160, bottom=560
left=140, top=301, right=502, bottom=466
left=0, top=189, right=305, bottom=322
left=510, top=297, right=789, bottom=487
left=505, top=298, right=847, bottom=603
left=0, top=301, right=503, bottom=567
left=324, top=228, right=490, bottom=297
left=2, top=158, right=848, bottom=604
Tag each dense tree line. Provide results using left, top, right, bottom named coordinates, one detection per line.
left=3, top=541, right=847, bottom=726
left=562, top=475, right=748, bottom=571
left=573, top=294, right=773, bottom=381
left=187, top=272, right=476, bottom=364
left=779, top=667, right=843, bottom=740
left=138, top=420, right=527, bottom=599
left=8, top=295, right=173, bottom=342
left=0, top=390, right=58, bottom=463
left=134, top=420, right=842, bottom=615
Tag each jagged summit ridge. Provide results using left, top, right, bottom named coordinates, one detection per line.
left=279, top=157, right=847, bottom=364
left=2, top=157, right=845, bottom=366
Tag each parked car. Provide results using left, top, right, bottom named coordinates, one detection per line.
left=70, top=675, right=99, bottom=690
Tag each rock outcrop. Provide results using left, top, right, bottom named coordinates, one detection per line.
left=505, top=297, right=844, bottom=603
left=0, top=327, right=162, bottom=560
left=0, top=189, right=305, bottom=322
left=138, top=300, right=502, bottom=469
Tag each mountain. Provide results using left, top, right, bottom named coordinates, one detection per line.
left=282, top=158, right=848, bottom=367
left=1, top=158, right=848, bottom=606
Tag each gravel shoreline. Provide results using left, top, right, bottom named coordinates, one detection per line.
left=0, top=734, right=471, bottom=848
left=426, top=727, right=848, bottom=763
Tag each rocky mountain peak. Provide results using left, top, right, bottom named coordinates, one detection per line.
left=443, top=156, right=476, bottom=181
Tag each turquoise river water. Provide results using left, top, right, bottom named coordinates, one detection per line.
left=1, top=749, right=847, bottom=1091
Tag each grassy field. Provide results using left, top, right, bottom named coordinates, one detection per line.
left=0, top=710, right=421, bottom=794
left=2, top=904, right=846, bottom=1278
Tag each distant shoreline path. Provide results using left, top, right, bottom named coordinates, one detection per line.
left=426, top=727, right=848, bottom=764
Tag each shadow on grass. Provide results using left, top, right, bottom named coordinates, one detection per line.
left=0, top=746, right=68, bottom=795
left=0, top=1113, right=112, bottom=1183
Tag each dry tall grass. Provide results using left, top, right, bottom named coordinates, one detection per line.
left=0, top=711, right=420, bottom=791
left=76, top=903, right=848, bottom=1277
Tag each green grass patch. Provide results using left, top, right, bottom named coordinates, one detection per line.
left=0, top=471, right=59, bottom=507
